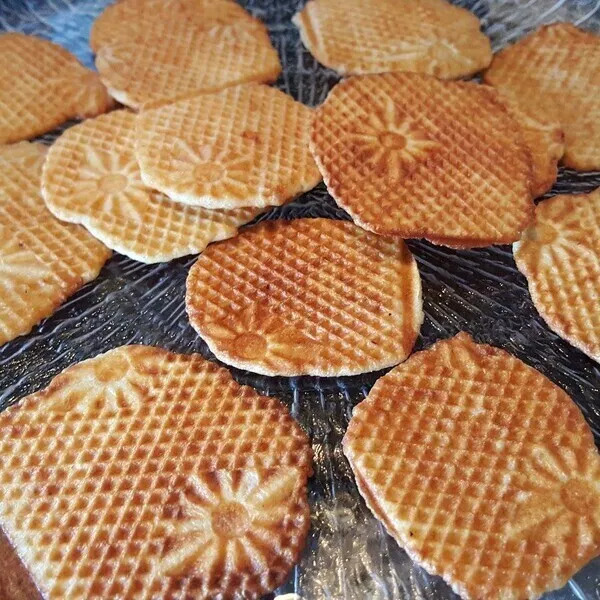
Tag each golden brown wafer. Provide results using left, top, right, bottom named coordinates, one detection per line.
left=0, top=142, right=110, bottom=346
left=186, top=218, right=423, bottom=376
left=344, top=332, right=600, bottom=600
left=0, top=345, right=312, bottom=599
left=310, top=72, right=534, bottom=247
left=136, top=85, right=320, bottom=209
left=514, top=189, right=600, bottom=363
left=96, top=20, right=281, bottom=109
left=484, top=23, right=600, bottom=171
left=0, top=33, right=113, bottom=144
left=293, top=0, right=491, bottom=78
left=41, top=110, right=263, bottom=263
left=90, top=0, right=254, bottom=53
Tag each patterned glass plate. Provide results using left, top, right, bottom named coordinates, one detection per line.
left=1, top=0, right=600, bottom=598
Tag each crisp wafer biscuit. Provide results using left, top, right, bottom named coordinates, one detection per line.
left=484, top=23, right=600, bottom=171
left=0, top=33, right=113, bottom=144
left=0, top=142, right=110, bottom=346
left=514, top=189, right=600, bottom=363
left=0, top=345, right=312, bottom=599
left=343, top=332, right=600, bottom=600
left=293, top=0, right=491, bottom=78
left=90, top=0, right=254, bottom=53
left=310, top=72, right=534, bottom=247
left=41, top=110, right=263, bottom=263
left=186, top=218, right=423, bottom=376
left=136, top=85, right=321, bottom=209
left=96, top=20, right=281, bottom=109
left=503, top=99, right=564, bottom=198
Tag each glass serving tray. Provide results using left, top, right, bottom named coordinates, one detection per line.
left=1, top=0, right=600, bottom=598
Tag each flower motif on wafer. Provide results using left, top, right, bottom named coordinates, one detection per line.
left=0, top=229, right=54, bottom=290
left=510, top=444, right=600, bottom=544
left=160, top=468, right=304, bottom=578
left=202, top=305, right=318, bottom=365
left=71, top=148, right=147, bottom=219
left=47, top=348, right=147, bottom=414
left=347, top=96, right=439, bottom=180
left=168, top=140, right=253, bottom=200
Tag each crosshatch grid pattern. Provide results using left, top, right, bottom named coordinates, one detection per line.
left=0, top=0, right=599, bottom=598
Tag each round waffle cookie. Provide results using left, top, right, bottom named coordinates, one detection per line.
left=293, top=0, right=491, bottom=78
left=310, top=73, right=534, bottom=248
left=0, top=345, right=312, bottom=599
left=0, top=142, right=110, bottom=346
left=514, top=189, right=600, bottom=363
left=96, top=19, right=281, bottom=109
left=90, top=0, right=254, bottom=53
left=344, top=333, right=600, bottom=600
left=484, top=23, right=600, bottom=171
left=186, top=218, right=423, bottom=376
left=0, top=33, right=113, bottom=144
left=41, top=110, right=263, bottom=264
left=136, top=85, right=321, bottom=209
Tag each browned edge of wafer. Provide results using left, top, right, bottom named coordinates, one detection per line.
left=0, top=528, right=42, bottom=600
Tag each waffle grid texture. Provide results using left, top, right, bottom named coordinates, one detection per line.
left=136, top=84, right=321, bottom=209
left=293, top=0, right=492, bottom=78
left=95, top=19, right=281, bottom=109
left=0, top=142, right=110, bottom=345
left=0, top=33, right=112, bottom=144
left=484, top=23, right=600, bottom=171
left=310, top=72, right=534, bottom=247
left=89, top=0, right=253, bottom=53
left=513, top=189, right=600, bottom=364
left=0, top=345, right=312, bottom=599
left=41, top=110, right=262, bottom=264
left=186, top=218, right=423, bottom=376
left=343, top=333, right=600, bottom=600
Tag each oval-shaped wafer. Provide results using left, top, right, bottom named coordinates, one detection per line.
left=90, top=0, right=254, bottom=53
left=484, top=23, right=600, bottom=171
left=310, top=72, right=534, bottom=247
left=0, top=33, right=113, bottom=144
left=0, top=142, right=110, bottom=346
left=0, top=345, right=312, bottom=599
left=514, top=189, right=600, bottom=363
left=186, top=218, right=423, bottom=376
left=41, top=110, right=263, bottom=263
left=344, top=332, right=600, bottom=600
left=96, top=19, right=281, bottom=109
left=136, top=85, right=321, bottom=209
left=293, top=0, right=491, bottom=78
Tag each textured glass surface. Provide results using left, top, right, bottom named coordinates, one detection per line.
left=1, top=1, right=600, bottom=598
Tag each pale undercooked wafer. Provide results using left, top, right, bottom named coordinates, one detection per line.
left=514, top=188, right=600, bottom=363
left=90, top=0, right=254, bottom=53
left=343, top=332, right=600, bottom=600
left=41, top=110, right=263, bottom=263
left=136, top=85, right=321, bottom=209
left=186, top=218, right=423, bottom=376
left=293, top=0, right=491, bottom=78
left=310, top=72, right=534, bottom=247
left=484, top=23, right=600, bottom=171
left=0, top=33, right=113, bottom=144
left=0, top=142, right=110, bottom=346
left=96, top=19, right=281, bottom=109
left=0, top=345, right=312, bottom=599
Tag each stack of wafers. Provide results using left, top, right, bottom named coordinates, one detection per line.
left=41, top=83, right=320, bottom=263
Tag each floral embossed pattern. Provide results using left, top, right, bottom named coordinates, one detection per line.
left=0, top=346, right=311, bottom=599
left=514, top=190, right=600, bottom=363
left=343, top=334, right=600, bottom=600
left=161, top=468, right=309, bottom=594
left=347, top=97, right=439, bottom=180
